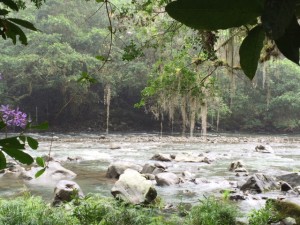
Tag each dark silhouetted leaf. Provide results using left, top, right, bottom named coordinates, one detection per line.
left=275, top=16, right=300, bottom=64
left=166, top=0, right=263, bottom=30
left=0, top=0, right=19, bottom=11
left=0, top=137, right=25, bottom=151
left=2, top=148, right=33, bottom=165
left=19, top=135, right=26, bottom=143
left=239, top=25, right=265, bottom=80
left=27, top=136, right=38, bottom=150
left=0, top=151, right=6, bottom=170
left=36, top=157, right=45, bottom=167
left=0, top=9, right=9, bottom=16
left=262, top=0, right=296, bottom=40
left=0, top=121, right=6, bottom=130
left=7, top=18, right=38, bottom=31
left=4, top=20, right=28, bottom=45
left=35, top=168, right=45, bottom=178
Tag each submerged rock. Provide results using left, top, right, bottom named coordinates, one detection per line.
left=155, top=172, right=180, bottom=186
left=52, top=180, right=84, bottom=206
left=240, top=173, right=279, bottom=193
left=255, top=144, right=274, bottom=153
left=111, top=169, right=157, bottom=204
left=106, top=161, right=142, bottom=179
left=229, top=160, right=245, bottom=171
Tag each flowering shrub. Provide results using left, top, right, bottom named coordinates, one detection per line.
left=0, top=105, right=27, bottom=129
left=0, top=105, right=47, bottom=177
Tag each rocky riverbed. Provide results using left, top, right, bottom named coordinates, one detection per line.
left=1, top=132, right=300, bottom=222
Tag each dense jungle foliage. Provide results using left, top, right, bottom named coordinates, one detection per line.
left=0, top=0, right=300, bottom=133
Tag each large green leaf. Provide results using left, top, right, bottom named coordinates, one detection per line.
left=35, top=168, right=45, bottom=178
left=262, top=0, right=296, bottom=40
left=165, top=0, right=263, bottom=30
left=27, top=136, right=39, bottom=150
left=0, top=137, right=25, bottom=151
left=36, top=157, right=45, bottom=167
left=2, top=148, right=34, bottom=165
left=239, top=25, right=265, bottom=80
left=7, top=18, right=38, bottom=31
left=275, top=17, right=300, bottom=64
left=0, top=151, right=6, bottom=170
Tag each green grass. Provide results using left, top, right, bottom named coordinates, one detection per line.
left=0, top=194, right=241, bottom=225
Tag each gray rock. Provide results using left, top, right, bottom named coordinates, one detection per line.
left=229, top=160, right=245, bottom=171
left=282, top=217, right=297, bottom=225
left=174, top=153, right=204, bottom=162
left=255, top=144, right=274, bottom=153
left=154, top=162, right=167, bottom=169
left=240, top=173, right=279, bottom=193
left=141, top=163, right=156, bottom=174
left=22, top=161, right=76, bottom=181
left=142, top=173, right=156, bottom=180
left=151, top=153, right=172, bottom=162
left=277, top=173, right=300, bottom=188
left=109, top=143, right=121, bottom=150
left=155, top=172, right=180, bottom=186
left=106, top=162, right=142, bottom=179
left=52, top=180, right=84, bottom=206
left=280, top=181, right=293, bottom=192
left=111, top=169, right=157, bottom=204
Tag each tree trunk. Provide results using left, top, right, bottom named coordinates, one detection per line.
left=181, top=97, right=187, bottom=136
left=200, top=101, right=208, bottom=137
left=189, top=98, right=196, bottom=137
left=104, top=84, right=111, bottom=134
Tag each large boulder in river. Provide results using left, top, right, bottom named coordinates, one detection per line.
left=52, top=180, right=84, bottom=206
left=21, top=161, right=76, bottom=181
left=240, top=173, right=279, bottom=193
left=111, top=169, right=157, bottom=204
left=106, top=161, right=142, bottom=179
left=155, top=172, right=180, bottom=186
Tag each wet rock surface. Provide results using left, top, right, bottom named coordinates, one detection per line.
left=111, top=169, right=157, bottom=204
left=240, top=173, right=279, bottom=193
left=52, top=180, right=84, bottom=206
left=106, top=161, right=142, bottom=179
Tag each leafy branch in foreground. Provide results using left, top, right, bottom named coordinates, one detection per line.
left=0, top=0, right=39, bottom=45
left=0, top=104, right=48, bottom=177
left=165, top=0, right=300, bottom=80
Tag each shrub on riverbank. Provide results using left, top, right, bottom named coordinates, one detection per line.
left=0, top=194, right=245, bottom=225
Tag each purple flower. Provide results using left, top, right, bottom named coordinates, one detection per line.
left=0, top=105, right=27, bottom=128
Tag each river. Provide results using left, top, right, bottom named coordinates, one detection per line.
left=1, top=132, right=300, bottom=214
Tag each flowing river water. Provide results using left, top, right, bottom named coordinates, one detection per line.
left=1, top=132, right=300, bottom=214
